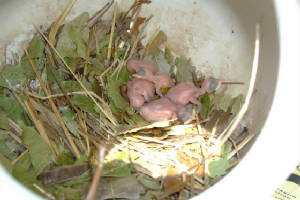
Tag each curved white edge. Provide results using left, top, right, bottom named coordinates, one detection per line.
left=196, top=1, right=300, bottom=200
left=0, top=165, right=41, bottom=199
left=0, top=1, right=299, bottom=200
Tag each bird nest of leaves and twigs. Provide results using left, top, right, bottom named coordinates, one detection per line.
left=0, top=1, right=260, bottom=200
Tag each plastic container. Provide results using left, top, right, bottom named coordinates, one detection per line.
left=0, top=0, right=299, bottom=199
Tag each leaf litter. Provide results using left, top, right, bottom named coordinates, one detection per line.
left=0, top=1, right=256, bottom=200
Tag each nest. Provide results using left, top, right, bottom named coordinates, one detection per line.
left=0, top=1, right=259, bottom=199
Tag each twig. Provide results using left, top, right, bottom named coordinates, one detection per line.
left=221, top=81, right=244, bottom=85
left=24, top=49, right=80, bottom=158
left=84, top=26, right=95, bottom=77
left=227, top=133, right=254, bottom=159
left=11, top=149, right=29, bottom=166
left=92, top=26, right=99, bottom=55
left=35, top=25, right=118, bottom=126
left=77, top=114, right=90, bottom=156
left=45, top=48, right=80, bottom=113
left=27, top=90, right=98, bottom=100
left=217, top=24, right=260, bottom=146
left=85, top=146, right=107, bottom=200
left=49, top=0, right=76, bottom=45
left=107, top=2, right=118, bottom=60
left=7, top=118, right=23, bottom=137
left=227, top=137, right=239, bottom=159
left=87, top=1, right=114, bottom=28
left=33, top=184, right=55, bottom=200
left=24, top=95, right=59, bottom=156
left=227, top=157, right=243, bottom=170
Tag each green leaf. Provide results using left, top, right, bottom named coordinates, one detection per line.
left=231, top=94, right=244, bottom=116
left=71, top=94, right=97, bottom=115
left=28, top=36, right=45, bottom=58
left=59, top=106, right=75, bottom=119
left=0, top=130, right=19, bottom=160
left=0, top=76, right=8, bottom=88
left=0, top=94, right=27, bottom=124
left=221, top=141, right=232, bottom=158
left=74, top=154, right=89, bottom=164
left=0, top=152, right=12, bottom=172
left=69, top=26, right=87, bottom=58
left=164, top=47, right=174, bottom=66
left=207, top=157, right=229, bottom=178
left=0, top=111, right=10, bottom=130
left=106, top=66, right=131, bottom=114
left=23, top=126, right=54, bottom=174
left=114, top=65, right=131, bottom=83
left=1, top=64, right=25, bottom=87
left=200, top=93, right=214, bottom=118
left=21, top=58, right=41, bottom=80
left=63, top=116, right=80, bottom=137
left=55, top=186, right=81, bottom=200
left=175, top=56, right=195, bottom=83
left=103, top=151, right=133, bottom=177
left=216, top=95, right=232, bottom=112
left=98, top=35, right=111, bottom=50
left=56, top=12, right=89, bottom=58
left=52, top=80, right=92, bottom=93
left=63, top=169, right=90, bottom=186
left=144, top=50, right=171, bottom=73
left=12, top=151, right=42, bottom=194
left=56, top=152, right=75, bottom=166
left=137, top=174, right=161, bottom=190
left=45, top=62, right=65, bottom=84
left=102, top=161, right=133, bottom=177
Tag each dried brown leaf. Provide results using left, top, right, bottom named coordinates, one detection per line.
left=37, top=164, right=88, bottom=186
left=144, top=30, right=167, bottom=56
left=49, top=0, right=76, bottom=45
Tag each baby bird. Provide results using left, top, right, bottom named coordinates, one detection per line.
left=126, top=78, right=155, bottom=108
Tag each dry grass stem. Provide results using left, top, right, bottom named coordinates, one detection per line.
left=107, top=2, right=118, bottom=60
left=35, top=25, right=118, bottom=126
left=24, top=49, right=80, bottom=158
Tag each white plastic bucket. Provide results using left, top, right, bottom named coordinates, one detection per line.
left=0, top=0, right=299, bottom=199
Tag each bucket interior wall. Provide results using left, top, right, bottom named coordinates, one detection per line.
left=0, top=0, right=279, bottom=197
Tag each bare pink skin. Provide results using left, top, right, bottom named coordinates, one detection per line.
left=201, top=77, right=223, bottom=93
left=139, top=98, right=178, bottom=122
left=126, top=78, right=155, bottom=108
left=126, top=59, right=156, bottom=74
left=166, top=82, right=204, bottom=107
left=134, top=69, right=174, bottom=96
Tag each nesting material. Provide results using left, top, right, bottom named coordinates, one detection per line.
left=0, top=1, right=259, bottom=200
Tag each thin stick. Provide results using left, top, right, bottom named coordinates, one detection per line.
left=33, top=184, right=55, bottom=200
left=227, top=157, right=243, bottom=170
left=45, top=48, right=80, bottom=113
left=35, top=25, right=117, bottom=126
left=78, top=114, right=90, bottom=156
left=217, top=24, right=260, bottom=146
left=107, top=2, right=118, bottom=60
left=221, top=81, right=244, bottom=85
left=85, top=146, right=107, bottom=200
left=49, top=0, right=76, bottom=45
left=87, top=0, right=114, bottom=28
left=227, top=133, right=254, bottom=159
left=84, top=26, right=95, bottom=77
left=24, top=49, right=80, bottom=158
left=24, top=96, right=59, bottom=155
left=92, top=26, right=99, bottom=55
left=11, top=149, right=29, bottom=165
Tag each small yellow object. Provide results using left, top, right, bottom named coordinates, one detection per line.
left=273, top=163, right=300, bottom=200
left=161, top=86, right=171, bottom=96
